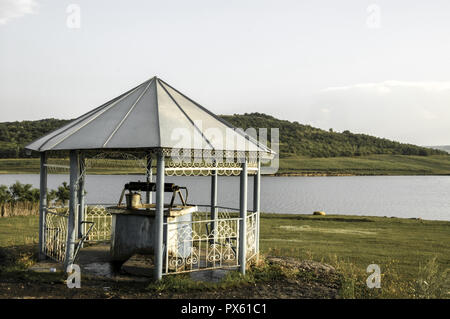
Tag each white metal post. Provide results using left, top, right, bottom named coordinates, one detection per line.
left=210, top=163, right=218, bottom=238
left=65, top=150, right=79, bottom=270
left=253, top=158, right=261, bottom=259
left=38, top=152, right=48, bottom=260
left=146, top=155, right=153, bottom=204
left=239, top=160, right=248, bottom=275
left=154, top=152, right=165, bottom=280
left=77, top=153, right=85, bottom=239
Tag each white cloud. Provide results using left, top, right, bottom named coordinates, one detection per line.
left=323, top=80, right=450, bottom=93
left=0, top=0, right=38, bottom=25
left=305, top=80, right=450, bottom=145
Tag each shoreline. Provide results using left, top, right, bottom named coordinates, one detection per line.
left=1, top=171, right=449, bottom=177
left=271, top=172, right=450, bottom=177
left=1, top=207, right=448, bottom=222
left=260, top=212, right=450, bottom=222
left=1, top=154, right=449, bottom=176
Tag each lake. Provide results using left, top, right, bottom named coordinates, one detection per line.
left=0, top=174, right=449, bottom=221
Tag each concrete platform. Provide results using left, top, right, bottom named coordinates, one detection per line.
left=29, top=243, right=234, bottom=283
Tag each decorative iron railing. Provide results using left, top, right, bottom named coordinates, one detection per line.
left=44, top=208, right=69, bottom=262
left=44, top=203, right=112, bottom=262
left=83, top=204, right=112, bottom=242
left=163, top=208, right=259, bottom=275
left=164, top=211, right=240, bottom=274
left=246, top=212, right=258, bottom=261
left=43, top=203, right=260, bottom=273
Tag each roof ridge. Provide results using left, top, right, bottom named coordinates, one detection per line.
left=157, top=79, right=215, bottom=150
left=45, top=82, right=148, bottom=151
left=153, top=77, right=161, bottom=148
left=102, top=78, right=154, bottom=147
left=158, top=78, right=271, bottom=153
left=32, top=79, right=150, bottom=151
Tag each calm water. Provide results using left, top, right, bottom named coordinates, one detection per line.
left=0, top=174, right=449, bottom=221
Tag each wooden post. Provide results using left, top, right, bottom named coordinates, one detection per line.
left=253, top=158, right=261, bottom=259
left=38, top=152, right=48, bottom=260
left=65, top=150, right=79, bottom=270
left=154, top=152, right=165, bottom=280
left=239, top=160, right=248, bottom=275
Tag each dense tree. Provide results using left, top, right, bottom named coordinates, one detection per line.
left=53, top=182, right=70, bottom=205
left=221, top=113, right=446, bottom=158
left=0, top=185, right=10, bottom=202
left=0, top=118, right=71, bottom=158
left=6, top=181, right=40, bottom=203
left=0, top=181, right=71, bottom=205
left=0, top=114, right=446, bottom=158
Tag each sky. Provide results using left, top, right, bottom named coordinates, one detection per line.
left=0, top=0, right=449, bottom=146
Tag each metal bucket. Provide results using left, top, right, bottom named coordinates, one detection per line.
left=125, top=192, right=142, bottom=209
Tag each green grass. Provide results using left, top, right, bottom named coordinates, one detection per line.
left=146, top=266, right=274, bottom=293
left=1, top=155, right=449, bottom=175
left=1, top=214, right=448, bottom=298
left=0, top=215, right=39, bottom=247
left=145, top=258, right=312, bottom=296
left=259, top=214, right=449, bottom=279
left=277, top=154, right=450, bottom=175
left=259, top=213, right=450, bottom=298
left=0, top=158, right=42, bottom=174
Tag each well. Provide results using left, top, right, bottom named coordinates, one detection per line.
left=25, top=76, right=275, bottom=280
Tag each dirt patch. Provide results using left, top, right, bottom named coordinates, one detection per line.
left=0, top=246, right=340, bottom=299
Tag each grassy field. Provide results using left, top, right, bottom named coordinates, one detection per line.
left=260, top=214, right=449, bottom=279
left=0, top=155, right=449, bottom=175
left=0, top=158, right=42, bottom=174
left=0, top=213, right=448, bottom=298
left=0, top=215, right=39, bottom=247
left=277, top=154, right=450, bottom=175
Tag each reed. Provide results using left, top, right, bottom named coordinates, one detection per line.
left=0, top=201, right=39, bottom=218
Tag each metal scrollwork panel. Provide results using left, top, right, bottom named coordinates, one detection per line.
left=164, top=214, right=240, bottom=274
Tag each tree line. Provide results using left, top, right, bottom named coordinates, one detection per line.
left=0, top=181, right=70, bottom=205
left=222, top=113, right=446, bottom=158
left=0, top=114, right=446, bottom=158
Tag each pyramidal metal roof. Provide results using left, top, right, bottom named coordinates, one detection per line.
left=26, top=77, right=274, bottom=156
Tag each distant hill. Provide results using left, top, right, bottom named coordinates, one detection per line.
left=221, top=113, right=446, bottom=158
left=0, top=119, right=71, bottom=157
left=0, top=113, right=446, bottom=158
left=427, top=145, right=450, bottom=154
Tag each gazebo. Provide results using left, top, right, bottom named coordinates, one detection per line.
left=25, top=76, right=275, bottom=280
